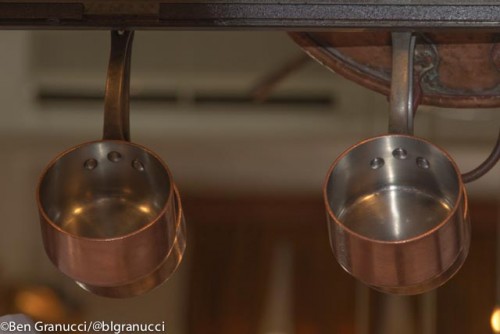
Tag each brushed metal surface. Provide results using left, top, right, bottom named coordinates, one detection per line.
left=338, top=185, right=452, bottom=242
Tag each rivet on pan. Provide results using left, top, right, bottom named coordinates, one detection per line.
left=370, top=158, right=385, bottom=170
left=83, top=159, right=98, bottom=170
left=392, top=148, right=408, bottom=160
left=132, top=159, right=145, bottom=172
left=107, top=151, right=122, bottom=162
left=417, top=157, right=430, bottom=169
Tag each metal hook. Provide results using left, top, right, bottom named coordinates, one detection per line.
left=103, top=30, right=134, bottom=141
left=389, top=32, right=417, bottom=135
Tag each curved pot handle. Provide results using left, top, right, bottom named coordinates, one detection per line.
left=389, top=32, right=416, bottom=136
left=103, top=30, right=134, bottom=142
left=461, top=129, right=500, bottom=183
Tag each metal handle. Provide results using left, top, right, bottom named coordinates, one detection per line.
left=103, top=30, right=134, bottom=141
left=389, top=32, right=416, bottom=135
left=461, top=129, right=500, bottom=183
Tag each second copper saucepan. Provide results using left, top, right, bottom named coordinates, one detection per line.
left=324, top=33, right=498, bottom=294
left=324, top=134, right=471, bottom=294
left=36, top=30, right=186, bottom=298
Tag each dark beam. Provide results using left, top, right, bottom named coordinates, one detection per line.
left=0, top=1, right=500, bottom=30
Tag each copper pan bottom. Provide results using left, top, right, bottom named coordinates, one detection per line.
left=76, top=187, right=186, bottom=298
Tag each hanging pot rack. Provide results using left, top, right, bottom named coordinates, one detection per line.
left=1, top=1, right=500, bottom=30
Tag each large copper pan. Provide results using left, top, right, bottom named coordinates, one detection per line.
left=290, top=31, right=500, bottom=108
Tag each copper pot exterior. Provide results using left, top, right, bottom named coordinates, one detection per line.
left=76, top=189, right=186, bottom=298
left=327, top=187, right=469, bottom=294
left=38, top=198, right=175, bottom=287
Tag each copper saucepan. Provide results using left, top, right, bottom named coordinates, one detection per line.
left=324, top=134, right=471, bottom=295
left=324, top=33, right=498, bottom=295
left=36, top=30, right=186, bottom=298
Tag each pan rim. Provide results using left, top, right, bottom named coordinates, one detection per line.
left=36, top=139, right=176, bottom=242
left=323, top=133, right=466, bottom=246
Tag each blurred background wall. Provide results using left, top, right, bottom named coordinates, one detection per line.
left=0, top=30, right=497, bottom=334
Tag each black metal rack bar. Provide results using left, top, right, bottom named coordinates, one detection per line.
left=0, top=1, right=500, bottom=30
